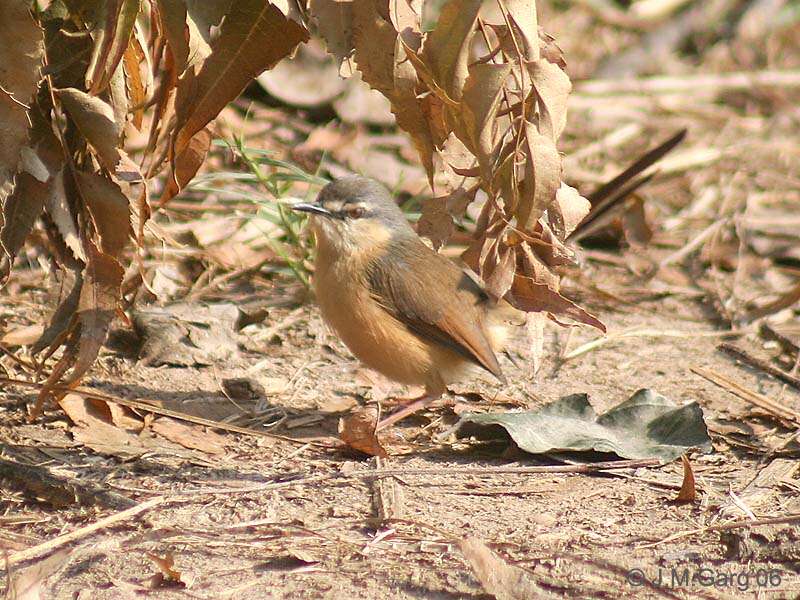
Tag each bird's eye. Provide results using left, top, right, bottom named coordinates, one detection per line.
left=345, top=205, right=365, bottom=219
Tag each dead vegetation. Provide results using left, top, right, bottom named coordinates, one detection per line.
left=2, top=0, right=800, bottom=598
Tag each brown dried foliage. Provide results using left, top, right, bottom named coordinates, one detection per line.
left=310, top=0, right=604, bottom=330
left=0, top=1, right=307, bottom=413
left=0, top=0, right=597, bottom=414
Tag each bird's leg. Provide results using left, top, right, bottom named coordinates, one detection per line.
left=376, top=389, right=443, bottom=431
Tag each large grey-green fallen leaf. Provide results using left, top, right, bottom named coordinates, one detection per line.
left=453, top=389, right=712, bottom=463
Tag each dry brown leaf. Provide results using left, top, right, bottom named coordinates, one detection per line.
left=461, top=62, right=512, bottom=180
left=156, top=0, right=189, bottom=73
left=123, top=27, right=147, bottom=129
left=85, top=0, right=141, bottom=94
left=528, top=57, right=571, bottom=140
left=146, top=552, right=185, bottom=588
left=675, top=454, right=697, bottom=503
left=0, top=172, right=48, bottom=267
left=159, top=127, right=212, bottom=206
left=509, top=248, right=605, bottom=332
left=67, top=248, right=124, bottom=383
left=352, top=2, right=403, bottom=96
left=421, top=0, right=482, bottom=101
left=56, top=88, right=122, bottom=171
left=460, top=537, right=545, bottom=600
left=309, top=0, right=354, bottom=66
left=6, top=549, right=72, bottom=600
left=483, top=240, right=517, bottom=301
left=58, top=393, right=151, bottom=457
left=173, top=0, right=308, bottom=154
left=338, top=405, right=388, bottom=457
left=416, top=187, right=475, bottom=250
left=0, top=1, right=44, bottom=203
left=151, top=416, right=226, bottom=455
left=106, top=402, right=144, bottom=431
left=38, top=247, right=124, bottom=411
left=518, top=127, right=561, bottom=230
left=44, top=168, right=86, bottom=262
left=73, top=170, right=131, bottom=258
left=504, top=0, right=540, bottom=59
left=108, top=56, right=129, bottom=137
left=552, top=183, right=591, bottom=239
left=31, top=270, right=83, bottom=355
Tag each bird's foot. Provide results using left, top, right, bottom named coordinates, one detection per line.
left=376, top=392, right=442, bottom=431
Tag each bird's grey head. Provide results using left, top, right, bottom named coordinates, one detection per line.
left=291, top=176, right=415, bottom=255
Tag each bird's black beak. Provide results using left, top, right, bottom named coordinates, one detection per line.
left=290, top=202, right=332, bottom=217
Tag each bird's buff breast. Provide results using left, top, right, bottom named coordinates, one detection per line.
left=313, top=248, right=462, bottom=390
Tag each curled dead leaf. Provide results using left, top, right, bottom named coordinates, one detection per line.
left=675, top=454, right=697, bottom=503
left=146, top=552, right=185, bottom=588
left=56, top=88, right=122, bottom=171
left=339, top=405, right=388, bottom=457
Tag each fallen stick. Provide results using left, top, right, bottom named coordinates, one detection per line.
left=345, top=457, right=662, bottom=478
left=717, top=343, right=800, bottom=391
left=691, top=367, right=800, bottom=425
left=5, top=496, right=168, bottom=567
left=642, top=513, right=800, bottom=548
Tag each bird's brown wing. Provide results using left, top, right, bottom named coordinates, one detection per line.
left=366, top=241, right=504, bottom=381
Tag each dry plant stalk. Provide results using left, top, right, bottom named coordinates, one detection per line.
left=0, top=0, right=599, bottom=413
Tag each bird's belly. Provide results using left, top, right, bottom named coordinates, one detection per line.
left=316, top=273, right=464, bottom=389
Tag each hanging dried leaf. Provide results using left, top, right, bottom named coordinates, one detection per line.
left=461, top=63, right=512, bottom=180
left=44, top=168, right=86, bottom=263
left=420, top=0, right=482, bottom=101
left=0, top=0, right=44, bottom=202
left=56, top=88, right=122, bottom=171
left=552, top=183, right=591, bottom=239
left=38, top=246, right=124, bottom=411
left=31, top=271, right=83, bottom=355
left=123, top=26, right=147, bottom=129
left=308, top=0, right=354, bottom=65
left=85, top=0, right=141, bottom=94
left=416, top=186, right=475, bottom=250
left=156, top=0, right=190, bottom=74
left=0, top=172, right=48, bottom=269
left=159, top=127, right=211, bottom=205
left=528, top=57, right=571, bottom=140
left=518, top=127, right=561, bottom=230
left=173, top=0, right=309, bottom=154
left=73, top=170, right=131, bottom=258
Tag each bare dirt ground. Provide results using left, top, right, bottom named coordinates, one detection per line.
left=2, top=284, right=799, bottom=599
left=3, top=2, right=800, bottom=599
